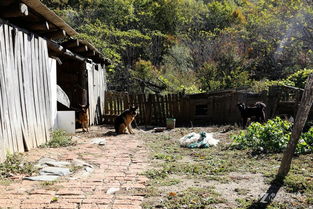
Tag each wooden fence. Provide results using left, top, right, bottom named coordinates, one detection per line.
left=104, top=90, right=265, bottom=126
left=104, top=91, right=183, bottom=126
left=0, top=21, right=52, bottom=161
left=104, top=86, right=312, bottom=127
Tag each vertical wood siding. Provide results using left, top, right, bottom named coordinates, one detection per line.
left=0, top=22, right=51, bottom=161
left=87, top=63, right=106, bottom=125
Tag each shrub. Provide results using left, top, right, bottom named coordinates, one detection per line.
left=299, top=127, right=313, bottom=153
left=41, top=130, right=75, bottom=148
left=286, top=69, right=313, bottom=89
left=0, top=153, right=37, bottom=178
left=231, top=117, right=313, bottom=154
left=252, top=69, right=313, bottom=92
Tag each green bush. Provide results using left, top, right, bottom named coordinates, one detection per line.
left=0, top=153, right=37, bottom=178
left=299, top=127, right=313, bottom=153
left=41, top=130, right=75, bottom=148
left=286, top=69, right=313, bottom=89
left=252, top=69, right=313, bottom=92
left=231, top=117, right=313, bottom=154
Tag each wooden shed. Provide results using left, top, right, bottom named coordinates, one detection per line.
left=0, top=0, right=108, bottom=161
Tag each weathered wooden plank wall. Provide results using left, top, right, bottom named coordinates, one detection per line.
left=87, top=63, right=107, bottom=125
left=0, top=21, right=51, bottom=161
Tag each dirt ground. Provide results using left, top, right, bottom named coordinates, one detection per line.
left=0, top=125, right=312, bottom=209
left=139, top=126, right=313, bottom=209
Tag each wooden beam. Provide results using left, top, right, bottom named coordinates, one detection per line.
left=64, top=49, right=85, bottom=62
left=0, top=0, right=16, bottom=7
left=62, top=39, right=80, bottom=48
left=72, top=45, right=88, bottom=53
left=82, top=50, right=96, bottom=57
left=277, top=73, right=313, bottom=177
left=42, top=29, right=67, bottom=40
left=25, top=21, right=50, bottom=31
left=47, top=40, right=64, bottom=53
left=1, top=3, right=29, bottom=18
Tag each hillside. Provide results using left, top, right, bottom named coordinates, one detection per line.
left=42, top=0, right=313, bottom=94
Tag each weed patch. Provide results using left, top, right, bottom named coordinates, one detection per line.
left=150, top=178, right=181, bottom=186
left=41, top=130, right=76, bottom=148
left=284, top=174, right=313, bottom=193
left=153, top=153, right=182, bottom=162
left=162, top=187, right=224, bottom=209
left=0, top=178, right=12, bottom=186
left=41, top=181, right=56, bottom=186
left=0, top=153, right=37, bottom=178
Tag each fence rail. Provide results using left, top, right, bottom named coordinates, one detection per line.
left=104, top=91, right=184, bottom=126
left=104, top=86, right=313, bottom=127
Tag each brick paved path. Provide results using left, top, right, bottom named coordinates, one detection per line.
left=0, top=129, right=149, bottom=209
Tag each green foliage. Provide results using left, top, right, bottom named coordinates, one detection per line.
left=144, top=168, right=168, bottom=179
left=0, top=153, right=37, bottom=177
left=41, top=130, right=75, bottom=148
left=231, top=117, right=313, bottom=154
left=162, top=44, right=193, bottom=72
left=286, top=69, right=313, bottom=89
left=299, top=127, right=313, bottom=153
left=43, top=0, right=313, bottom=93
left=204, top=1, right=238, bottom=31
left=252, top=69, right=313, bottom=92
left=132, top=59, right=156, bottom=77
left=197, top=62, right=252, bottom=91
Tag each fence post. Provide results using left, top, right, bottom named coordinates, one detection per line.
left=277, top=74, right=313, bottom=177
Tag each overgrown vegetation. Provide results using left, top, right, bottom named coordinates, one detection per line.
left=253, top=68, right=313, bottom=92
left=162, top=187, right=225, bottom=209
left=142, top=128, right=313, bottom=208
left=231, top=117, right=313, bottom=154
left=0, top=153, right=37, bottom=178
left=40, top=130, right=76, bottom=148
left=42, top=0, right=313, bottom=94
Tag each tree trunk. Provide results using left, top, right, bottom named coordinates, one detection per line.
left=277, top=73, right=313, bottom=177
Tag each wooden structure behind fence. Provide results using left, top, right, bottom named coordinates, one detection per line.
left=104, top=90, right=265, bottom=126
left=0, top=22, right=52, bottom=161
left=104, top=86, right=312, bottom=127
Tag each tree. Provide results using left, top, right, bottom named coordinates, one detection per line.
left=278, top=73, right=313, bottom=177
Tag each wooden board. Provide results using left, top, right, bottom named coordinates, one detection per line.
left=0, top=21, right=52, bottom=160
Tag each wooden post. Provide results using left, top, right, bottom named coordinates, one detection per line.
left=145, top=94, right=152, bottom=126
left=277, top=74, right=313, bottom=177
left=62, top=39, right=80, bottom=48
left=43, top=30, right=67, bottom=40
left=1, top=3, right=29, bottom=18
left=25, top=22, right=50, bottom=31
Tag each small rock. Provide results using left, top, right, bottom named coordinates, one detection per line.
left=23, top=175, right=59, bottom=181
left=90, top=138, right=106, bottom=146
left=106, top=187, right=120, bottom=194
left=84, top=167, right=93, bottom=173
left=40, top=167, right=71, bottom=176
left=45, top=161, right=71, bottom=167
left=72, top=159, right=93, bottom=168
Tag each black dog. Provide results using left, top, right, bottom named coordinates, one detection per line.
left=237, top=102, right=266, bottom=128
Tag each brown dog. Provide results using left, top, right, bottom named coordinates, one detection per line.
left=76, top=104, right=89, bottom=132
left=114, top=106, right=138, bottom=134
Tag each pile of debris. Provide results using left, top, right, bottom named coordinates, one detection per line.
left=179, top=132, right=219, bottom=148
